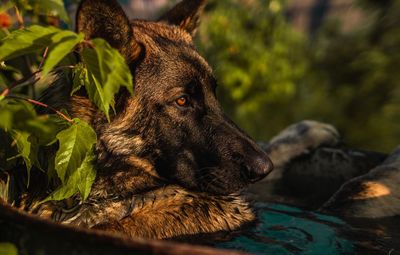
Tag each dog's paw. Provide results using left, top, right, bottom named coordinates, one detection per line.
left=265, top=120, right=340, bottom=171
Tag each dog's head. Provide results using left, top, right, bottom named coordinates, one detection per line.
left=76, top=0, right=273, bottom=195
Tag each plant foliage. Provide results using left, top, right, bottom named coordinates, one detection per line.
left=0, top=0, right=133, bottom=202
left=0, top=242, right=18, bottom=255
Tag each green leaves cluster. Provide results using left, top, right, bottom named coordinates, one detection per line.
left=11, top=0, right=70, bottom=23
left=79, top=39, right=133, bottom=121
left=0, top=99, right=67, bottom=186
left=0, top=242, right=18, bottom=255
left=0, top=3, right=134, bottom=202
left=0, top=25, right=84, bottom=75
left=0, top=99, right=97, bottom=202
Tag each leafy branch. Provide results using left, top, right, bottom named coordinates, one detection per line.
left=0, top=2, right=134, bottom=202
left=0, top=47, right=48, bottom=99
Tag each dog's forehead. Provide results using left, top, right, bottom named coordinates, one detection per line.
left=132, top=20, right=193, bottom=46
left=132, top=20, right=213, bottom=79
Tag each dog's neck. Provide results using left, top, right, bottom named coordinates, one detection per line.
left=90, top=155, right=166, bottom=200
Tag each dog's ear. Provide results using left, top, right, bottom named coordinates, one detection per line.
left=158, top=0, right=207, bottom=36
left=76, top=0, right=141, bottom=61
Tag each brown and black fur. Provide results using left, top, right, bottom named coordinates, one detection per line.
left=18, top=0, right=274, bottom=240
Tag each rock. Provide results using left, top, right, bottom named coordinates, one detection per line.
left=250, top=146, right=386, bottom=210
left=262, top=120, right=340, bottom=181
left=321, top=146, right=400, bottom=218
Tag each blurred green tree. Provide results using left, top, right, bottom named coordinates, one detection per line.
left=300, top=0, right=400, bottom=152
left=197, top=0, right=308, bottom=141
left=196, top=0, right=400, bottom=152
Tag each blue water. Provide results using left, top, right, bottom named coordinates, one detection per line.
left=216, top=203, right=355, bottom=255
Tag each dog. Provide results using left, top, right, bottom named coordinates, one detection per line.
left=6, top=0, right=394, bottom=246
left=11, top=0, right=277, bottom=240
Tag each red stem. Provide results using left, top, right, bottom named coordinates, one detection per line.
left=38, top=47, right=49, bottom=70
left=0, top=70, right=41, bottom=97
left=0, top=88, right=10, bottom=98
left=0, top=64, right=74, bottom=98
left=26, top=99, right=74, bottom=123
left=7, top=96, right=74, bottom=124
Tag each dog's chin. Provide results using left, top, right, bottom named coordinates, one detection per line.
left=198, top=182, right=247, bottom=196
left=171, top=167, right=249, bottom=196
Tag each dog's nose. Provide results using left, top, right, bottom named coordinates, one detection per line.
left=247, top=155, right=274, bottom=183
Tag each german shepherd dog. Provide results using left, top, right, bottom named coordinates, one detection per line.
left=19, top=0, right=274, bottom=240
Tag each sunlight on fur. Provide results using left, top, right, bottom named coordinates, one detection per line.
left=351, top=181, right=391, bottom=200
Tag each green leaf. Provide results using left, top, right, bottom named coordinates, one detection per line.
left=0, top=130, right=16, bottom=171
left=0, top=25, right=59, bottom=61
left=44, top=118, right=97, bottom=202
left=26, top=115, right=69, bottom=146
left=93, top=39, right=134, bottom=95
left=81, top=38, right=133, bottom=121
left=0, top=99, right=68, bottom=145
left=0, top=99, right=36, bottom=131
left=0, top=100, right=37, bottom=182
left=43, top=149, right=96, bottom=202
left=42, top=33, right=84, bottom=76
left=0, top=26, right=80, bottom=61
left=76, top=151, right=96, bottom=200
left=71, top=63, right=89, bottom=96
left=9, top=131, right=40, bottom=185
left=34, top=0, right=70, bottom=23
left=54, top=119, right=96, bottom=183
left=0, top=243, right=18, bottom=255
left=11, top=131, right=32, bottom=171
left=85, top=66, right=110, bottom=120
left=46, top=149, right=57, bottom=181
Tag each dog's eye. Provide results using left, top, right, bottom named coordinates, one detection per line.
left=175, top=95, right=189, bottom=107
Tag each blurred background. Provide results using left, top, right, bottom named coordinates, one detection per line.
left=31, top=0, right=400, bottom=152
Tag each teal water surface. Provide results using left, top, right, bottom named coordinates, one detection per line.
left=217, top=203, right=356, bottom=255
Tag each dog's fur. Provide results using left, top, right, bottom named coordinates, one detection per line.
left=16, top=0, right=277, bottom=240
